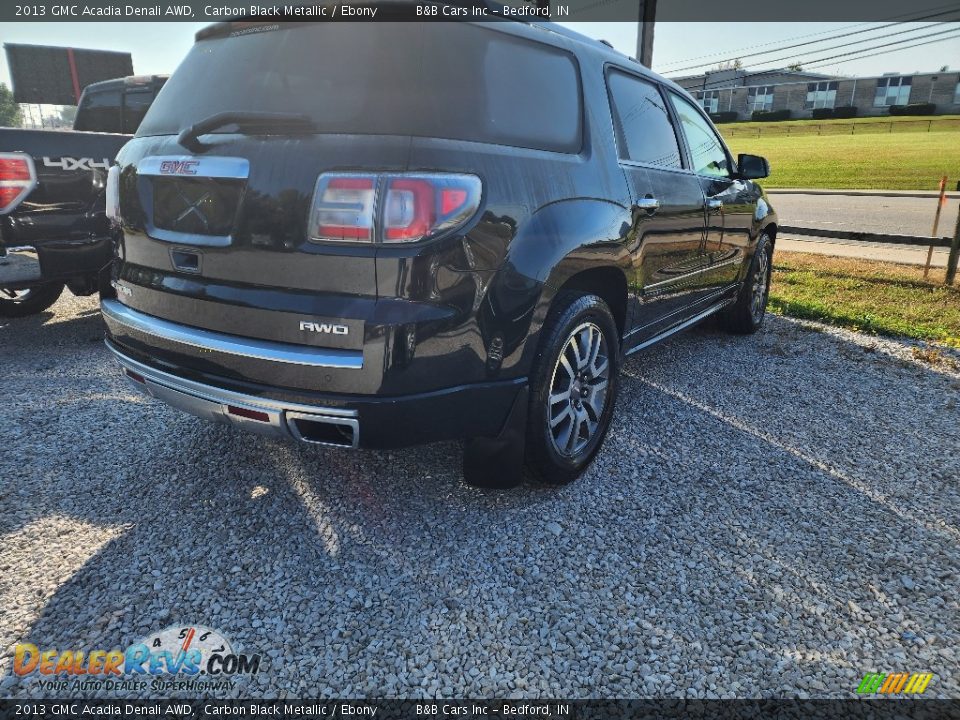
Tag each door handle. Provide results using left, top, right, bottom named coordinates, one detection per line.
left=635, top=196, right=660, bottom=212
left=705, top=198, right=723, bottom=211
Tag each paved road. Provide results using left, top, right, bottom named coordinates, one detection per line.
left=772, top=193, right=958, bottom=237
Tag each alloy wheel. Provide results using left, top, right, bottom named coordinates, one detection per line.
left=547, top=321, right=610, bottom=458
left=751, top=245, right=771, bottom=323
left=1, top=288, right=34, bottom=302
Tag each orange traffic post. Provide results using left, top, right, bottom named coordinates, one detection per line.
left=924, top=176, right=948, bottom=280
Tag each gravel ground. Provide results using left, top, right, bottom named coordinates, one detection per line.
left=2, top=293, right=959, bottom=699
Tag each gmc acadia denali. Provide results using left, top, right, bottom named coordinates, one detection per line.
left=102, top=18, right=777, bottom=487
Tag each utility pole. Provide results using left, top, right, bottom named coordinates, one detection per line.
left=636, top=0, right=657, bottom=68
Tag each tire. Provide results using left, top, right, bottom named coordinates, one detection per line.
left=525, top=292, right=620, bottom=485
left=723, top=232, right=773, bottom=335
left=0, top=282, right=64, bottom=318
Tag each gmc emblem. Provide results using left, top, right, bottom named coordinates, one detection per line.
left=159, top=160, right=199, bottom=175
left=300, top=321, right=349, bottom=335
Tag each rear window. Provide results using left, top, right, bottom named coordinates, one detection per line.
left=137, top=23, right=582, bottom=154
left=74, top=89, right=122, bottom=133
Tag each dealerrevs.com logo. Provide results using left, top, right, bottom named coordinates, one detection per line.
left=11, top=625, right=260, bottom=693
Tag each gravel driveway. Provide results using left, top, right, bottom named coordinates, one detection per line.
left=2, top=293, right=959, bottom=699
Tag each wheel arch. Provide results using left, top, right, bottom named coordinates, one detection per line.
left=763, top=220, right=778, bottom=247
left=550, top=265, right=628, bottom=340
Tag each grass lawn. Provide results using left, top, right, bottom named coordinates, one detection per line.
left=723, top=131, right=960, bottom=190
left=769, top=252, right=960, bottom=348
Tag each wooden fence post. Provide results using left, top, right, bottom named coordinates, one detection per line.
left=924, top=176, right=948, bottom=279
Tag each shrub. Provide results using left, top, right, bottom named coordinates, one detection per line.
left=889, top=103, right=936, bottom=116
left=811, top=108, right=834, bottom=119
left=751, top=109, right=791, bottom=122
left=832, top=106, right=858, bottom=119
left=709, top=111, right=739, bottom=124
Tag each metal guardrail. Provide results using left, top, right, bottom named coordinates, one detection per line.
left=723, top=118, right=960, bottom=138
left=781, top=226, right=953, bottom=248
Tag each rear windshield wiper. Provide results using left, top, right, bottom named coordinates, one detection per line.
left=177, top=112, right=316, bottom=152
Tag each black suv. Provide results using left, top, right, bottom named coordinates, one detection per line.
left=102, top=19, right=776, bottom=487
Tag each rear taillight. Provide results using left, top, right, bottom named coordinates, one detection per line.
left=311, top=174, right=376, bottom=242
left=105, top=165, right=121, bottom=225
left=308, top=172, right=481, bottom=244
left=0, top=153, right=37, bottom=214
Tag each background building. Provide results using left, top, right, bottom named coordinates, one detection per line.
left=671, top=67, right=960, bottom=119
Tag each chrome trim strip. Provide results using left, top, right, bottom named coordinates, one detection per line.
left=106, top=340, right=359, bottom=419
left=644, top=256, right=742, bottom=292
left=625, top=298, right=734, bottom=356
left=0, top=245, right=42, bottom=284
left=137, top=156, right=250, bottom=179
left=149, top=227, right=232, bottom=248
left=101, top=299, right=363, bottom=370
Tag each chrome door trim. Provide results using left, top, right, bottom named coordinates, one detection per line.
left=625, top=297, right=734, bottom=355
left=643, top=255, right=741, bottom=292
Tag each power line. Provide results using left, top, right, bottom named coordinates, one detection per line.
left=666, top=12, right=959, bottom=75
left=656, top=22, right=876, bottom=69
left=801, top=32, right=960, bottom=72
left=679, top=22, right=949, bottom=77
left=687, top=28, right=960, bottom=91
left=657, top=0, right=960, bottom=69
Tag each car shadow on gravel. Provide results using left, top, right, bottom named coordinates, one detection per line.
left=4, top=308, right=959, bottom=697
left=1, top=302, right=104, bottom=347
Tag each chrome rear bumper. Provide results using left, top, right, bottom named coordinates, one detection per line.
left=101, top=299, right=362, bottom=369
left=107, top=340, right=360, bottom=448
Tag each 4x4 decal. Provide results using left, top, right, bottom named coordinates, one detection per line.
left=43, top=156, right=110, bottom=171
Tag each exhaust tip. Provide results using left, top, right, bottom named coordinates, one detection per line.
left=287, top=413, right=358, bottom=448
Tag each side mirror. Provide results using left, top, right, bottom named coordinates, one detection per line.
left=737, top=153, right=770, bottom=180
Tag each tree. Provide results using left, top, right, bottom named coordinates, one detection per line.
left=940, top=65, right=949, bottom=72
left=787, top=62, right=804, bottom=72
left=714, top=58, right=743, bottom=71
left=0, top=83, right=23, bottom=128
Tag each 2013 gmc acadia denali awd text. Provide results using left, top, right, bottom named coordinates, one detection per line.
left=101, top=18, right=777, bottom=488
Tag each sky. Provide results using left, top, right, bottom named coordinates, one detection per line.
left=2, top=21, right=958, bottom=92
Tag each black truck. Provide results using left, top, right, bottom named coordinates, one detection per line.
left=0, top=74, right=166, bottom=316
left=102, top=20, right=776, bottom=487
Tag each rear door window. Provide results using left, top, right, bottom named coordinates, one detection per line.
left=606, top=69, right=682, bottom=169
left=668, top=93, right=732, bottom=178
left=138, top=24, right=582, bottom=154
